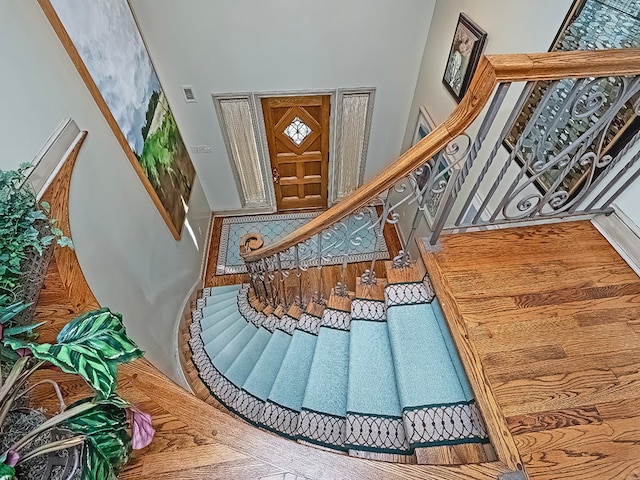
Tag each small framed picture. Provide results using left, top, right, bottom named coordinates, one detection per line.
left=412, top=107, right=460, bottom=228
left=442, top=13, right=487, bottom=102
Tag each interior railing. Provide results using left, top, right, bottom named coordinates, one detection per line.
left=242, top=49, right=640, bottom=309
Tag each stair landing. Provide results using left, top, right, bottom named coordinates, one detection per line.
left=420, top=220, right=640, bottom=480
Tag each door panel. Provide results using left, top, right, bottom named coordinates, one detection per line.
left=262, top=95, right=330, bottom=211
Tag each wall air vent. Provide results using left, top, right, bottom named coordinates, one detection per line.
left=181, top=84, right=197, bottom=103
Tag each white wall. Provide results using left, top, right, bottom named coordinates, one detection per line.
left=402, top=0, right=574, bottom=152
left=0, top=1, right=209, bottom=384
left=616, top=180, right=640, bottom=228
left=129, top=0, right=437, bottom=211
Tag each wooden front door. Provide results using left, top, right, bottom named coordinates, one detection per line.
left=262, top=95, right=330, bottom=211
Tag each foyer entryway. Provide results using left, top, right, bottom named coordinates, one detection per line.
left=262, top=95, right=330, bottom=211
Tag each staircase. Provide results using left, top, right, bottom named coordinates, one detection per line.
left=189, top=262, right=491, bottom=464
left=183, top=49, right=640, bottom=475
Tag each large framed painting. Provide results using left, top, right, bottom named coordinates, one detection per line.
left=503, top=0, right=640, bottom=199
left=442, top=13, right=487, bottom=103
left=38, top=0, right=196, bottom=239
left=412, top=107, right=460, bottom=228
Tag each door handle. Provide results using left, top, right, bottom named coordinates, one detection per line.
left=272, top=167, right=280, bottom=184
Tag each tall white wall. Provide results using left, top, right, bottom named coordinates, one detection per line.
left=0, top=1, right=209, bottom=384
left=129, top=0, right=437, bottom=211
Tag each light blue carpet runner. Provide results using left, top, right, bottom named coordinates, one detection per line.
left=189, top=277, right=489, bottom=456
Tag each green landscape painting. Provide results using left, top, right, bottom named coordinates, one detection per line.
left=49, top=0, right=195, bottom=237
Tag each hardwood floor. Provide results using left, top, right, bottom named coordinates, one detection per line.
left=422, top=221, right=640, bottom=480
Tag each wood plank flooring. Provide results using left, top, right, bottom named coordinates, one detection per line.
left=423, top=221, right=640, bottom=480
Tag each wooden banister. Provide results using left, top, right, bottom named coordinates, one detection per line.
left=242, top=49, right=640, bottom=263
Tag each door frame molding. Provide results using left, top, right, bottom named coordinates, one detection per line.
left=254, top=89, right=337, bottom=210
left=213, top=87, right=376, bottom=212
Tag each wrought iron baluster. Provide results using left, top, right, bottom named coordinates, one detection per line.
left=335, top=211, right=356, bottom=297
left=276, top=253, right=288, bottom=309
left=361, top=199, right=393, bottom=285
left=428, top=83, right=510, bottom=245
left=598, top=161, right=640, bottom=209
left=488, top=78, right=590, bottom=223
left=575, top=108, right=640, bottom=212
left=455, top=81, right=524, bottom=226
left=490, top=76, right=640, bottom=221
left=294, top=244, right=303, bottom=306
left=315, top=232, right=324, bottom=304
left=262, top=258, right=275, bottom=307
left=247, top=262, right=262, bottom=304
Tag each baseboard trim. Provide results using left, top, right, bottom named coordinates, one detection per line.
left=592, top=209, right=640, bottom=277
left=173, top=276, right=202, bottom=393
left=212, top=206, right=276, bottom=217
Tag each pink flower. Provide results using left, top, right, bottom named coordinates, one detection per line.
left=16, top=348, right=31, bottom=358
left=126, top=407, right=155, bottom=449
left=6, top=450, right=19, bottom=467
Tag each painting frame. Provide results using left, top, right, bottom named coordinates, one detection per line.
left=412, top=107, right=460, bottom=228
left=442, top=13, right=487, bottom=103
left=37, top=0, right=196, bottom=240
left=502, top=0, right=640, bottom=198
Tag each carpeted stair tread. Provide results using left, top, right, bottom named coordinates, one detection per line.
left=203, top=315, right=247, bottom=360
left=213, top=322, right=258, bottom=374
left=432, top=299, right=474, bottom=401
left=268, top=330, right=317, bottom=412
left=200, top=300, right=240, bottom=327
left=243, top=330, right=292, bottom=401
left=385, top=287, right=466, bottom=409
left=225, top=327, right=272, bottom=387
left=204, top=284, right=242, bottom=297
left=301, top=326, right=350, bottom=418
left=204, top=290, right=240, bottom=307
left=347, top=318, right=401, bottom=417
left=200, top=310, right=243, bottom=345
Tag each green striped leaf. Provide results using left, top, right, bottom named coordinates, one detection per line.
left=57, top=308, right=142, bottom=363
left=4, top=308, right=142, bottom=398
left=0, top=463, right=15, bottom=480
left=63, top=400, right=132, bottom=480
left=81, top=442, right=116, bottom=480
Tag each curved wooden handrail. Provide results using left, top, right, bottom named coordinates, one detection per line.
left=243, top=48, right=640, bottom=262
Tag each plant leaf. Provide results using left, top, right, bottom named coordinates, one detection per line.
left=57, top=308, right=143, bottom=363
left=127, top=407, right=155, bottom=449
left=81, top=441, right=116, bottom=480
left=0, top=300, right=31, bottom=324
left=63, top=399, right=128, bottom=436
left=4, top=308, right=142, bottom=398
left=3, top=321, right=44, bottom=336
left=4, top=339, right=116, bottom=398
left=0, top=463, right=15, bottom=480
left=63, top=399, right=132, bottom=480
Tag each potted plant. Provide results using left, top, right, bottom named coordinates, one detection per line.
left=0, top=305, right=155, bottom=480
left=0, top=163, right=72, bottom=323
